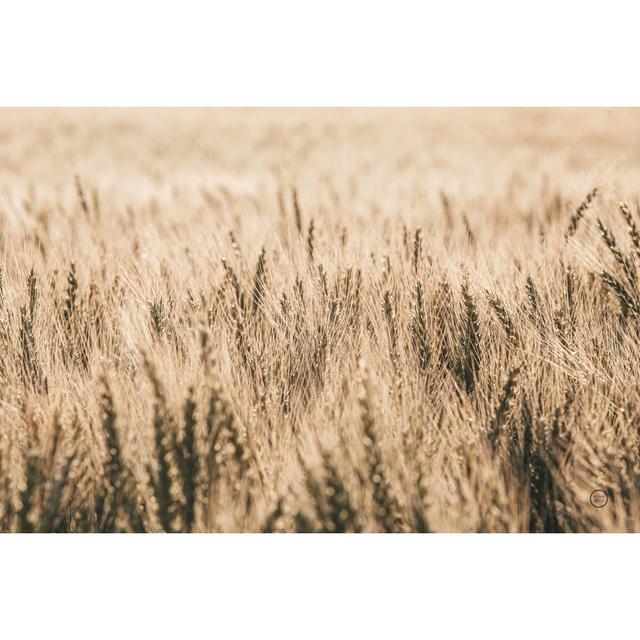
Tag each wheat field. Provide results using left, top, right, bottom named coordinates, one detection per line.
left=1, top=108, right=640, bottom=532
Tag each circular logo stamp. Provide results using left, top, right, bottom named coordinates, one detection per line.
left=590, top=489, right=608, bottom=508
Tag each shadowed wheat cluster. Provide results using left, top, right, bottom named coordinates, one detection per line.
left=1, top=108, right=640, bottom=532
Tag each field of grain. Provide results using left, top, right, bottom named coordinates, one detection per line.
left=1, top=108, right=640, bottom=532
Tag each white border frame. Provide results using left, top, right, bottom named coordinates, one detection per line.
left=0, top=534, right=636, bottom=639
left=1, top=0, right=639, bottom=105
